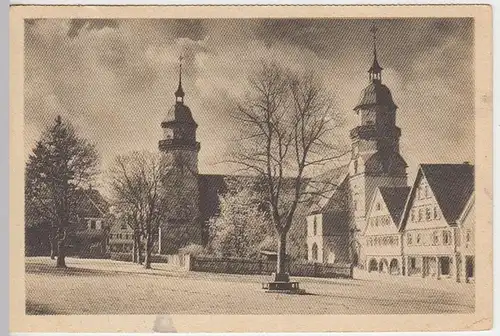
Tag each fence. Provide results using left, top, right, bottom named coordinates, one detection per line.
left=189, top=256, right=353, bottom=279
left=109, top=253, right=352, bottom=278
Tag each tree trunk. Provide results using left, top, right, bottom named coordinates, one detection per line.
left=56, top=239, right=66, bottom=268
left=276, top=230, right=288, bottom=277
left=132, top=231, right=138, bottom=263
left=49, top=238, right=57, bottom=260
left=137, top=236, right=143, bottom=265
left=144, top=233, right=152, bottom=269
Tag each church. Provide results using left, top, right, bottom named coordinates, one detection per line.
left=109, top=26, right=474, bottom=276
left=305, top=27, right=475, bottom=283
left=306, top=26, right=407, bottom=266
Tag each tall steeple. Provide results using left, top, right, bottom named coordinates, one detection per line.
left=368, top=23, right=383, bottom=83
left=175, top=56, right=185, bottom=103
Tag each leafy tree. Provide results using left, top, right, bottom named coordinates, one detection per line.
left=208, top=181, right=275, bottom=258
left=25, top=116, right=99, bottom=267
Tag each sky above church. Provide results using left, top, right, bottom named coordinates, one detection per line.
left=24, top=18, right=474, bottom=187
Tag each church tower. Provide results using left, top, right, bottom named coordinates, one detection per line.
left=348, top=24, right=408, bottom=255
left=158, top=57, right=202, bottom=254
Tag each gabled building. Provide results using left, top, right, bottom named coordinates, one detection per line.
left=73, top=187, right=110, bottom=257
left=306, top=166, right=350, bottom=264
left=399, top=164, right=474, bottom=280
left=456, top=192, right=475, bottom=283
left=364, top=186, right=410, bottom=274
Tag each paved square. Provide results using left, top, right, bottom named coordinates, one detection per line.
left=25, top=257, right=474, bottom=315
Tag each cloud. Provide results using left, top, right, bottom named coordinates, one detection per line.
left=24, top=18, right=474, bottom=185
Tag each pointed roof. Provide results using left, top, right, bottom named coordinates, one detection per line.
left=399, top=163, right=474, bottom=230
left=175, top=56, right=185, bottom=99
left=378, top=186, right=411, bottom=226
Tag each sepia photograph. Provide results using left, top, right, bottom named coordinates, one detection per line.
left=9, top=4, right=492, bottom=333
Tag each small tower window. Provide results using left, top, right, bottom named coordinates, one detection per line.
left=353, top=160, right=358, bottom=174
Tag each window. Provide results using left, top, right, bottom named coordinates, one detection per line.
left=466, top=230, right=471, bottom=243
left=443, top=230, right=451, bottom=245
left=354, top=200, right=358, bottom=211
left=407, top=233, right=413, bottom=245
left=426, top=207, right=431, bottom=221
left=418, top=209, right=423, bottom=222
left=353, top=160, right=358, bottom=174
left=313, top=217, right=317, bottom=236
left=433, top=206, right=439, bottom=219
left=90, top=220, right=96, bottom=229
left=376, top=203, right=381, bottom=211
left=433, top=231, right=439, bottom=245
left=125, top=234, right=129, bottom=240
left=410, top=257, right=416, bottom=269
left=411, top=210, right=415, bottom=222
left=311, top=243, right=318, bottom=261
left=416, top=233, right=421, bottom=245
left=424, top=185, right=429, bottom=198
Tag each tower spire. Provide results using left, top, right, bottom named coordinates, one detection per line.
left=175, top=55, right=185, bottom=103
left=368, top=22, right=383, bottom=82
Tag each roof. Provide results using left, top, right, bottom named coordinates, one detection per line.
left=162, top=102, right=196, bottom=126
left=74, top=188, right=109, bottom=219
left=400, top=163, right=474, bottom=230
left=378, top=186, right=411, bottom=226
left=422, top=164, right=474, bottom=224
left=354, top=81, right=397, bottom=111
left=457, top=192, right=475, bottom=226
left=306, top=165, right=349, bottom=214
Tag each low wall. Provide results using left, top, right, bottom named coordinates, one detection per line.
left=110, top=252, right=190, bottom=270
left=190, top=256, right=352, bottom=279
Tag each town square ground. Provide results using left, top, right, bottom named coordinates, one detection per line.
left=25, top=257, right=474, bottom=315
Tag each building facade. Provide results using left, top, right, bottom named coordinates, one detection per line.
left=400, top=164, right=474, bottom=281
left=364, top=186, right=410, bottom=274
left=456, top=193, right=475, bottom=283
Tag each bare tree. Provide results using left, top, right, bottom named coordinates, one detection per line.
left=231, top=62, right=346, bottom=280
left=108, top=151, right=165, bottom=269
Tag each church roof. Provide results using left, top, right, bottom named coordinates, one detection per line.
left=378, top=186, right=411, bottom=227
left=307, top=165, right=349, bottom=214
left=355, top=81, right=397, bottom=111
left=163, top=102, right=197, bottom=125
left=400, top=163, right=474, bottom=230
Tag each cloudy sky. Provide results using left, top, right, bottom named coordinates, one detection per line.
left=24, top=18, right=474, bottom=185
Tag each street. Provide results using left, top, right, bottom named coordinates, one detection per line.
left=25, top=257, right=475, bottom=315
